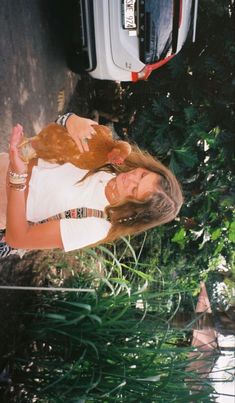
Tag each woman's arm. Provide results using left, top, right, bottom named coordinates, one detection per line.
left=5, top=124, right=63, bottom=250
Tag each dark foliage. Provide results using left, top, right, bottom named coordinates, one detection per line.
left=116, top=0, right=235, bottom=285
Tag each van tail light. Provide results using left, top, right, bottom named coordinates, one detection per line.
left=132, top=55, right=175, bottom=82
left=178, top=0, right=182, bottom=27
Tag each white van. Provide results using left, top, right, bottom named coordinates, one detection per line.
left=70, top=0, right=198, bottom=82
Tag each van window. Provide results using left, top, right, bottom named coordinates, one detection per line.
left=139, top=0, right=174, bottom=64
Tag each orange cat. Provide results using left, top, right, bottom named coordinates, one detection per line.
left=19, top=123, right=131, bottom=170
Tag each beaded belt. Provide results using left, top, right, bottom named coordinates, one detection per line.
left=38, top=207, right=108, bottom=224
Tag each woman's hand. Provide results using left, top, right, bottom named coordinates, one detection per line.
left=65, top=114, right=98, bottom=153
left=9, top=124, right=28, bottom=174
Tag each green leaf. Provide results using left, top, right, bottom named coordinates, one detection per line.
left=60, top=301, right=92, bottom=312
left=44, top=313, right=66, bottom=321
left=184, top=106, right=197, bottom=123
left=174, top=148, right=198, bottom=168
left=228, top=221, right=235, bottom=243
left=87, top=314, right=102, bottom=326
left=169, top=154, right=181, bottom=175
left=120, top=236, right=138, bottom=264
left=172, top=228, right=186, bottom=244
left=211, top=228, right=221, bottom=241
left=137, top=375, right=161, bottom=382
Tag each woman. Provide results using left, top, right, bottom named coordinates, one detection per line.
left=0, top=113, right=183, bottom=258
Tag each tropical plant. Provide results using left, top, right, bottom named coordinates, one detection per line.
left=118, top=0, right=235, bottom=289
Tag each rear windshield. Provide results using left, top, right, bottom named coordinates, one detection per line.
left=139, top=0, right=174, bottom=64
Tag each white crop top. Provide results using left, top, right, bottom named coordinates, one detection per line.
left=26, top=159, right=113, bottom=251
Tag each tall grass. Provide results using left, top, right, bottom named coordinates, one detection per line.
left=12, top=271, right=217, bottom=403
left=0, top=239, right=219, bottom=401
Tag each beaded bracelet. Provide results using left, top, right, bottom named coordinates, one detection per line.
left=9, top=171, right=28, bottom=179
left=55, top=112, right=74, bottom=127
left=9, top=171, right=28, bottom=186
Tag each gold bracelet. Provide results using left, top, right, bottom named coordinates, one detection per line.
left=9, top=183, right=27, bottom=192
left=9, top=177, right=27, bottom=185
left=8, top=170, right=28, bottom=185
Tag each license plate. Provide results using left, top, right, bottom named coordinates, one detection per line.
left=122, top=0, right=136, bottom=29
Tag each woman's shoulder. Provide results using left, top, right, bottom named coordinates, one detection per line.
left=60, top=216, right=111, bottom=252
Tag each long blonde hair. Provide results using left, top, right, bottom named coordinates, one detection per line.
left=84, top=145, right=183, bottom=245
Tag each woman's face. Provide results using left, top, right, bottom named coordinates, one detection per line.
left=106, top=168, right=161, bottom=205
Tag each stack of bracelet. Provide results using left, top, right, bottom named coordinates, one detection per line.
left=8, top=171, right=28, bottom=191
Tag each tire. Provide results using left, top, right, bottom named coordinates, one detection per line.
left=67, top=48, right=89, bottom=74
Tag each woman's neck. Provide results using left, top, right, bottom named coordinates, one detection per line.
left=105, top=177, right=118, bottom=205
